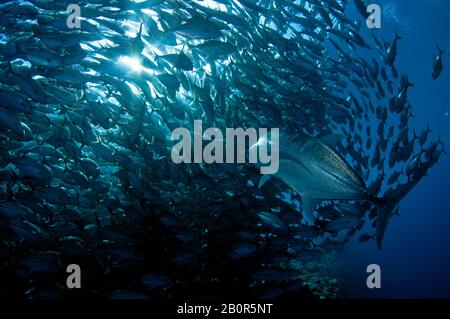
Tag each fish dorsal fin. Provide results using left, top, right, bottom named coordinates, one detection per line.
left=258, top=175, right=271, bottom=189
left=302, top=195, right=318, bottom=225
left=319, top=134, right=345, bottom=148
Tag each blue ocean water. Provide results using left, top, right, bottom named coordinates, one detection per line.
left=341, top=0, right=450, bottom=298
left=1, top=0, right=448, bottom=300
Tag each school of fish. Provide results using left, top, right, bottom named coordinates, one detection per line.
left=0, top=0, right=446, bottom=299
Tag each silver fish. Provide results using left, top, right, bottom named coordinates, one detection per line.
left=255, top=133, right=380, bottom=224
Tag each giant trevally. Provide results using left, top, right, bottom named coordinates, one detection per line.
left=254, top=133, right=382, bottom=224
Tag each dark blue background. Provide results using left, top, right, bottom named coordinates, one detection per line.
left=340, top=0, right=450, bottom=298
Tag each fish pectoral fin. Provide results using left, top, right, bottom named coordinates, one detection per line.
left=319, top=134, right=345, bottom=148
left=302, top=195, right=318, bottom=225
left=258, top=175, right=271, bottom=189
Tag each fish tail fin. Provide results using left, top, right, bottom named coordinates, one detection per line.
left=63, top=157, right=69, bottom=174
left=435, top=43, right=444, bottom=54
left=395, top=33, right=403, bottom=40
left=94, top=211, right=102, bottom=232
left=369, top=189, right=400, bottom=250
left=40, top=155, right=48, bottom=166
left=137, top=22, right=143, bottom=38
left=4, top=151, right=11, bottom=163
left=10, top=170, right=19, bottom=187
left=441, top=144, right=447, bottom=155
left=76, top=86, right=87, bottom=103
left=374, top=201, right=399, bottom=250
left=403, top=75, right=414, bottom=87
left=104, top=85, right=114, bottom=99
left=437, top=134, right=443, bottom=146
